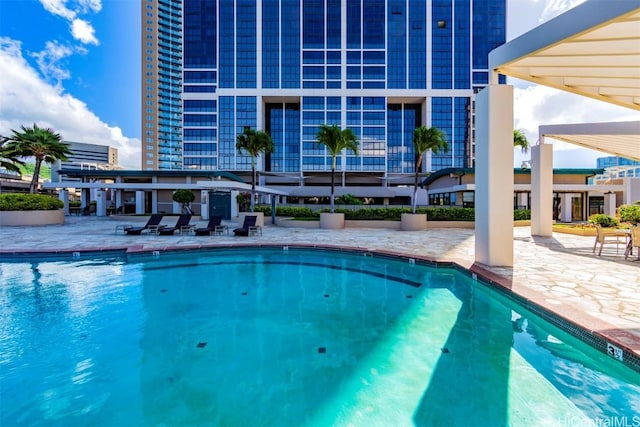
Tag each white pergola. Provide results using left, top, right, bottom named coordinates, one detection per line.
left=475, top=0, right=640, bottom=267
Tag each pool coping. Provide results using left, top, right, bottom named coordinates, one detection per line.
left=1, top=242, right=638, bottom=373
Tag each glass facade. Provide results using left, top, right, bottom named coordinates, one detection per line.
left=145, top=0, right=506, bottom=174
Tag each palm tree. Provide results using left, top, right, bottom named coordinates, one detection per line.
left=3, top=124, right=72, bottom=193
left=0, top=137, right=24, bottom=173
left=411, top=126, right=449, bottom=214
left=513, top=129, right=529, bottom=153
left=315, top=124, right=359, bottom=213
left=236, top=127, right=274, bottom=212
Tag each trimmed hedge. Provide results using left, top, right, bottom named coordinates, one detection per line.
left=618, top=204, right=640, bottom=225
left=256, top=205, right=530, bottom=222
left=0, top=193, right=64, bottom=211
left=589, top=213, right=619, bottom=228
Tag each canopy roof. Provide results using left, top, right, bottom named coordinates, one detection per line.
left=490, top=1, right=640, bottom=110
left=539, top=121, right=640, bottom=161
left=489, top=0, right=640, bottom=161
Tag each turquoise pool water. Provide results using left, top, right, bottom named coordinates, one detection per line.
left=1, top=248, right=638, bottom=426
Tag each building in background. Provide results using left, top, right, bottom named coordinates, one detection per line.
left=142, top=0, right=506, bottom=186
left=596, top=156, right=640, bottom=170
left=51, top=142, right=119, bottom=182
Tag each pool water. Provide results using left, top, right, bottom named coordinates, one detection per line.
left=1, top=248, right=638, bottom=426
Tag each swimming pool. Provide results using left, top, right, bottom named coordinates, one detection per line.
left=1, top=247, right=638, bottom=426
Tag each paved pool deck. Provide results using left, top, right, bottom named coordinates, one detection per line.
left=1, top=215, right=638, bottom=363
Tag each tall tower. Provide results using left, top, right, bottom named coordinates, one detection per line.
left=142, top=0, right=506, bottom=174
left=142, top=0, right=183, bottom=170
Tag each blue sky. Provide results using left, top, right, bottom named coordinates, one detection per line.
left=0, top=0, right=637, bottom=170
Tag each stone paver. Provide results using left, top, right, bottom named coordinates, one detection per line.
left=1, top=216, right=638, bottom=358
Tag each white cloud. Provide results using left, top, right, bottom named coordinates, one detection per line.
left=38, top=0, right=100, bottom=45
left=77, top=0, right=102, bottom=14
left=0, top=38, right=140, bottom=169
left=38, top=0, right=76, bottom=20
left=31, top=40, right=76, bottom=85
left=71, top=19, right=99, bottom=45
left=539, top=0, right=586, bottom=22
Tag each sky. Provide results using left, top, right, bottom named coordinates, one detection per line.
left=0, top=0, right=637, bottom=170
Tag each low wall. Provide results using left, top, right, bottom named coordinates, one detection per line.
left=276, top=218, right=475, bottom=229
left=0, top=209, right=65, bottom=226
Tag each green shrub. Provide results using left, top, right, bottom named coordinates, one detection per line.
left=618, top=204, right=640, bottom=225
left=0, top=193, right=64, bottom=211
left=172, top=189, right=195, bottom=204
left=514, top=209, right=531, bottom=221
left=257, top=205, right=529, bottom=222
left=335, top=194, right=363, bottom=205
left=588, top=213, right=619, bottom=228
left=423, top=207, right=475, bottom=221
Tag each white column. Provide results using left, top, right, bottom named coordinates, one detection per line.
left=135, top=190, right=145, bottom=214
left=58, top=190, right=69, bottom=215
left=475, top=85, right=514, bottom=267
left=516, top=193, right=528, bottom=209
left=531, top=143, right=553, bottom=236
left=604, top=192, right=617, bottom=216
left=230, top=190, right=239, bottom=218
left=560, top=194, right=573, bottom=222
left=151, top=190, right=158, bottom=213
left=201, top=190, right=209, bottom=220
left=80, top=189, right=89, bottom=209
left=95, top=190, right=107, bottom=217
left=115, top=190, right=123, bottom=212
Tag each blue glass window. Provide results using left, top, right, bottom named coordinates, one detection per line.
left=262, top=0, right=280, bottom=88
left=282, top=0, right=301, bottom=88
left=303, top=0, right=324, bottom=49
left=362, top=0, right=384, bottom=49
left=346, top=0, right=361, bottom=48
left=303, top=51, right=325, bottom=64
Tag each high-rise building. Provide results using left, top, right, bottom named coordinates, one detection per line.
left=142, top=0, right=506, bottom=179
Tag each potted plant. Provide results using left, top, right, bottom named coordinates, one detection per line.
left=0, top=193, right=65, bottom=226
left=173, top=189, right=195, bottom=214
left=401, top=126, right=448, bottom=231
left=315, top=124, right=359, bottom=229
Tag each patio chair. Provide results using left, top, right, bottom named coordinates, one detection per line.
left=624, top=225, right=640, bottom=261
left=233, top=215, right=260, bottom=236
left=124, top=214, right=165, bottom=235
left=158, top=214, right=193, bottom=235
left=194, top=216, right=228, bottom=236
left=592, top=224, right=624, bottom=256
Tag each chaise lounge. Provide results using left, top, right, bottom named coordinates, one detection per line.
left=158, top=214, right=193, bottom=235
left=233, top=215, right=260, bottom=236
left=194, top=215, right=228, bottom=236
left=124, top=214, right=165, bottom=235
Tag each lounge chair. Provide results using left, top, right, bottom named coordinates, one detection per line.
left=624, top=225, right=640, bottom=260
left=194, top=216, right=228, bottom=236
left=124, top=214, right=165, bottom=235
left=592, top=224, right=624, bottom=256
left=158, top=214, right=192, bottom=235
left=233, top=215, right=260, bottom=236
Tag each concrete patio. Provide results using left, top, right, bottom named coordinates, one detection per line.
left=1, top=215, right=638, bottom=367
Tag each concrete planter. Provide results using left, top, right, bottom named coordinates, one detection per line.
left=320, top=212, right=345, bottom=229
left=238, top=211, right=264, bottom=227
left=427, top=221, right=475, bottom=229
left=400, top=213, right=427, bottom=231
left=0, top=209, right=65, bottom=226
left=277, top=218, right=320, bottom=228
left=552, top=225, right=597, bottom=236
